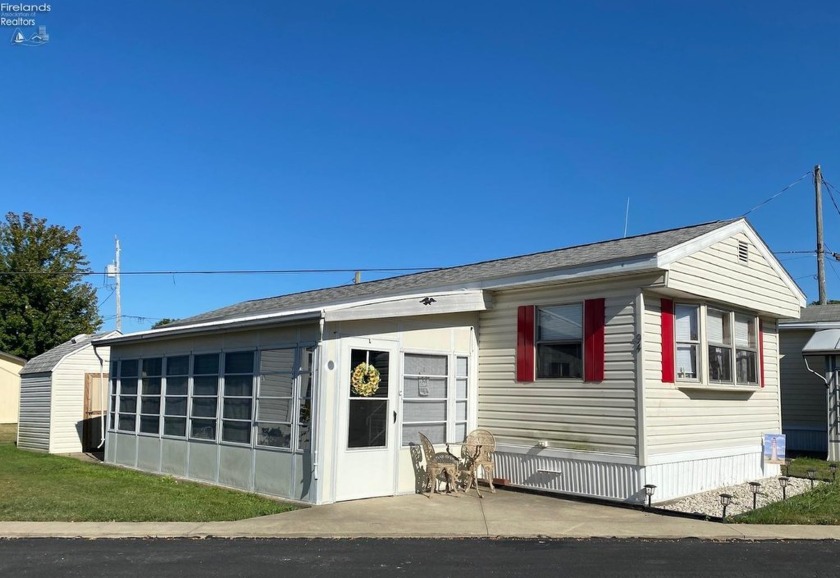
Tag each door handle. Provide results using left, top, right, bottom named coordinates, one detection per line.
left=393, top=410, right=397, bottom=424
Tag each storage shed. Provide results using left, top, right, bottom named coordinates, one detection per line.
left=18, top=332, right=118, bottom=453
left=0, top=352, right=26, bottom=424
left=96, top=218, right=804, bottom=505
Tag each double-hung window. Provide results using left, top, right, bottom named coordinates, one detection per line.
left=536, top=304, right=583, bottom=379
left=675, top=305, right=699, bottom=380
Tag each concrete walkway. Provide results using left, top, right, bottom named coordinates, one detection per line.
left=2, top=489, right=840, bottom=540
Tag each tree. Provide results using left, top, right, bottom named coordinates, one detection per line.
left=151, top=318, right=178, bottom=329
left=0, top=212, right=102, bottom=359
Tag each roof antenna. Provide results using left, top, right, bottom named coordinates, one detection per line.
left=623, top=198, right=630, bottom=238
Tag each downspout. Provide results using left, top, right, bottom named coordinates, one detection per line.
left=803, top=355, right=831, bottom=386
left=312, top=312, right=325, bottom=502
left=92, top=344, right=106, bottom=449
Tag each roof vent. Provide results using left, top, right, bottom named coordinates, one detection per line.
left=738, top=240, right=749, bottom=263
left=70, top=334, right=88, bottom=344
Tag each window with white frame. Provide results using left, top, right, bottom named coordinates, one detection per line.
left=674, top=303, right=759, bottom=386
left=109, top=361, right=118, bottom=430
left=222, top=351, right=254, bottom=444
left=402, top=353, right=469, bottom=446
left=675, top=305, right=699, bottom=380
left=163, top=355, right=189, bottom=437
left=139, top=358, right=162, bottom=434
left=190, top=353, right=220, bottom=441
left=298, top=347, right=314, bottom=451
left=256, top=348, right=296, bottom=449
left=536, top=304, right=583, bottom=379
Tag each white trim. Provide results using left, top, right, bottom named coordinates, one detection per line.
left=323, top=290, right=488, bottom=322
left=634, top=290, right=647, bottom=465
left=656, top=219, right=807, bottom=308
left=495, top=442, right=639, bottom=466
left=780, top=321, right=840, bottom=330
left=645, top=443, right=759, bottom=466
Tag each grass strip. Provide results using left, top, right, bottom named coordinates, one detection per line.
left=0, top=440, right=296, bottom=522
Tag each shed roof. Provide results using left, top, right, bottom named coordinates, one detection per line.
left=164, top=219, right=737, bottom=329
left=780, top=304, right=840, bottom=325
left=20, top=332, right=118, bottom=376
left=0, top=351, right=26, bottom=366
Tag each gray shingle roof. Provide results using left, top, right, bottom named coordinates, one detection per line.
left=20, top=332, right=116, bottom=376
left=780, top=304, right=840, bottom=325
left=166, top=219, right=737, bottom=329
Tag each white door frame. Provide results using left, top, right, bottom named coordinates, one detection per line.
left=334, top=337, right=401, bottom=501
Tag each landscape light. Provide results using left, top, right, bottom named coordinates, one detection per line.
left=830, top=463, right=837, bottom=482
left=808, top=468, right=817, bottom=489
left=719, top=493, right=733, bottom=521
left=748, top=481, right=761, bottom=510
left=643, top=484, right=656, bottom=508
left=778, top=476, right=789, bottom=500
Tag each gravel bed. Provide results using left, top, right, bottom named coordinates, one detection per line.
left=656, top=476, right=820, bottom=519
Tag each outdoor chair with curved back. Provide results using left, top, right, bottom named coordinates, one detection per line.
left=462, top=429, right=496, bottom=497
left=418, top=432, right=460, bottom=497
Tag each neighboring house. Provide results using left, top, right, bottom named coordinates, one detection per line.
left=18, top=332, right=119, bottom=453
left=0, top=352, right=26, bottom=424
left=779, top=304, right=840, bottom=457
left=94, top=218, right=804, bottom=505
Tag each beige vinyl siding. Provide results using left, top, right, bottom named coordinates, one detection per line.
left=18, top=373, right=51, bottom=451
left=50, top=345, right=110, bottom=454
left=667, top=232, right=800, bottom=318
left=478, top=284, right=639, bottom=456
left=644, top=294, right=782, bottom=455
left=0, top=357, right=24, bottom=423
left=779, top=329, right=826, bottom=427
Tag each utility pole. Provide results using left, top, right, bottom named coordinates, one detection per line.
left=816, top=165, right=827, bottom=305
left=114, top=237, right=122, bottom=332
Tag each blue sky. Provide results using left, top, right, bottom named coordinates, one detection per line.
left=4, top=1, right=840, bottom=334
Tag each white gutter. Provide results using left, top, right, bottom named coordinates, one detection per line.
left=92, top=343, right=106, bottom=449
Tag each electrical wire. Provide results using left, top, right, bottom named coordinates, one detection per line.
left=0, top=266, right=440, bottom=277
left=740, top=170, right=813, bottom=217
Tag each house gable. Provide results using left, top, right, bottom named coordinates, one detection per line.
left=660, top=221, right=804, bottom=318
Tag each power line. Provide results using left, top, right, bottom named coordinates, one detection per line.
left=741, top=170, right=813, bottom=217
left=822, top=176, right=840, bottom=219
left=0, top=267, right=440, bottom=277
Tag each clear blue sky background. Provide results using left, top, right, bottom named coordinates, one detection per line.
left=4, top=1, right=840, bottom=334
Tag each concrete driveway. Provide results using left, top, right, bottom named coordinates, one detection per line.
left=3, top=488, right=840, bottom=540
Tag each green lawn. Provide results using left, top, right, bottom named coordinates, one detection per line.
left=0, top=425, right=297, bottom=522
left=784, top=457, right=839, bottom=481
left=735, top=480, right=840, bottom=524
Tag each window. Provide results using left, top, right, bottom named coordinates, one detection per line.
left=190, top=353, right=219, bottom=441
left=672, top=303, right=759, bottom=386
left=222, top=351, right=254, bottom=444
left=139, top=358, right=162, bottom=434
left=734, top=314, right=758, bottom=385
left=675, top=305, right=699, bottom=379
left=164, top=355, right=189, bottom=437
left=536, top=304, right=583, bottom=379
left=117, top=360, right=138, bottom=432
left=401, top=353, right=470, bottom=446
left=707, top=308, right=732, bottom=383
left=255, top=347, right=313, bottom=451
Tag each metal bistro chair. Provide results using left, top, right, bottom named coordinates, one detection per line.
left=418, top=432, right=460, bottom=497
left=462, top=429, right=496, bottom=497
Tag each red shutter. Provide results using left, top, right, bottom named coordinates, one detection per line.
left=516, top=305, right=535, bottom=382
left=661, top=298, right=675, bottom=383
left=759, top=320, right=765, bottom=388
left=584, top=298, right=606, bottom=382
